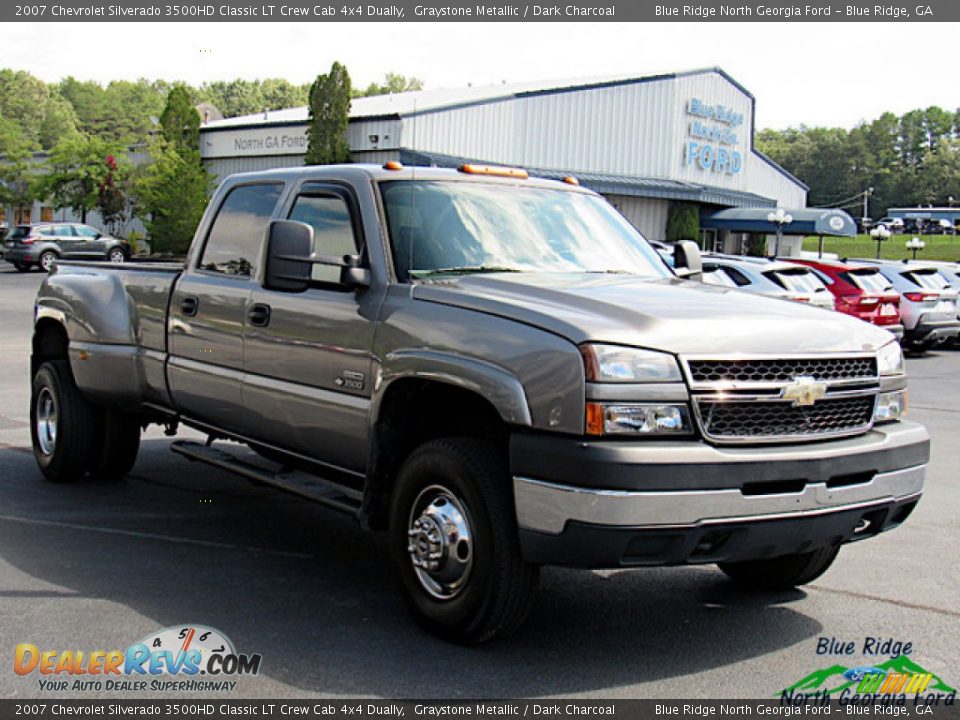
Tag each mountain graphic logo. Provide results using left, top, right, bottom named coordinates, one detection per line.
left=781, top=655, right=956, bottom=696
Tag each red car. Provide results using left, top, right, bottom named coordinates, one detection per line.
left=789, top=258, right=904, bottom=340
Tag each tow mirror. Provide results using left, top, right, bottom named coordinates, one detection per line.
left=673, top=240, right=703, bottom=282
left=265, top=220, right=371, bottom=292
left=265, top=220, right=312, bottom=292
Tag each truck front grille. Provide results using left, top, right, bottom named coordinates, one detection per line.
left=686, top=357, right=877, bottom=386
left=695, top=395, right=876, bottom=442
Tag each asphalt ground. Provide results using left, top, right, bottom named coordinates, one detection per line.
left=0, top=264, right=957, bottom=700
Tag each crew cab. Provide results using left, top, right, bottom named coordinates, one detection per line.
left=30, top=164, right=930, bottom=643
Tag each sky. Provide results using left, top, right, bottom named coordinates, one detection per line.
left=7, top=22, right=958, bottom=130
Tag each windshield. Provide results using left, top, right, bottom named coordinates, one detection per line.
left=380, top=180, right=672, bottom=281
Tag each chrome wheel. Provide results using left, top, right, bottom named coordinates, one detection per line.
left=108, top=249, right=125, bottom=263
left=407, top=485, right=474, bottom=600
left=35, top=387, right=58, bottom=456
left=40, top=252, right=56, bottom=272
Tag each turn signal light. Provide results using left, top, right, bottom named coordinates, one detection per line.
left=458, top=164, right=529, bottom=179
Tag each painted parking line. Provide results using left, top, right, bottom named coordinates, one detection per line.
left=0, top=512, right=315, bottom=560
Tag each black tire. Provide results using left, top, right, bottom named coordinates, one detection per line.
left=13, top=262, right=30, bottom=272
left=39, top=250, right=58, bottom=273
left=107, top=247, right=127, bottom=264
left=389, top=438, right=539, bottom=644
left=718, top=545, right=840, bottom=591
left=89, top=409, right=140, bottom=481
left=30, top=360, right=100, bottom=483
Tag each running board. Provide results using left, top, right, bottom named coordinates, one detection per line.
left=170, top=440, right=362, bottom=515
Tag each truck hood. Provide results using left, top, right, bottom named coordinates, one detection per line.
left=411, top=273, right=894, bottom=354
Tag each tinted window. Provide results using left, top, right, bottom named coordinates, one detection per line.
left=288, top=193, right=358, bottom=284
left=11, top=226, right=30, bottom=240
left=844, top=269, right=892, bottom=294
left=702, top=266, right=740, bottom=288
left=199, top=184, right=283, bottom=276
left=52, top=225, right=74, bottom=236
left=37, top=226, right=55, bottom=236
left=74, top=225, right=98, bottom=238
left=766, top=268, right=828, bottom=293
left=905, top=270, right=949, bottom=291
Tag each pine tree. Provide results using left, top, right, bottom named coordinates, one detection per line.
left=304, top=62, right=352, bottom=165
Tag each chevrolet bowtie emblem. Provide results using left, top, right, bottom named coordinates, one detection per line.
left=781, top=376, right=828, bottom=407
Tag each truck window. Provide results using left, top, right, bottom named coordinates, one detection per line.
left=198, top=183, right=283, bottom=277
left=288, top=193, right=358, bottom=284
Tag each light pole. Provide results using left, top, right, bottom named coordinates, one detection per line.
left=870, top=225, right=891, bottom=259
left=767, top=207, right=793, bottom=257
left=906, top=237, right=926, bottom=261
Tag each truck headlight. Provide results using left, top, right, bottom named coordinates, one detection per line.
left=874, top=390, right=907, bottom=424
left=581, top=344, right=681, bottom=383
left=586, top=402, right=692, bottom=436
left=876, top=341, right=905, bottom=376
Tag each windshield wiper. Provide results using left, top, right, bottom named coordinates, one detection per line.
left=411, top=266, right=523, bottom=277
left=585, top=269, right=631, bottom=274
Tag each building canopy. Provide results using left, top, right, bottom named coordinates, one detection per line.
left=700, top=207, right=856, bottom=237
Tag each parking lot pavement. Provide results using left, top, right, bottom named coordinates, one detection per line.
left=1, top=264, right=958, bottom=699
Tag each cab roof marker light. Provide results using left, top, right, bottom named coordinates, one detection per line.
left=383, top=161, right=403, bottom=171
left=563, top=176, right=580, bottom=186
left=458, top=164, right=529, bottom=179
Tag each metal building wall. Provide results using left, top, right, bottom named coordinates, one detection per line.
left=607, top=195, right=670, bottom=241
left=204, top=154, right=305, bottom=183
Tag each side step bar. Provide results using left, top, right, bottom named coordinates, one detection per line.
left=171, top=440, right=362, bottom=515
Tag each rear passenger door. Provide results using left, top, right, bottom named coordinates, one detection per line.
left=167, top=182, right=284, bottom=435
left=242, top=183, right=380, bottom=473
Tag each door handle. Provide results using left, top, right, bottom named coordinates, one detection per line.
left=248, top=303, right=271, bottom=327
left=180, top=296, right=198, bottom=316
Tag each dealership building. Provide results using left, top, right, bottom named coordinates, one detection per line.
left=197, top=67, right=854, bottom=255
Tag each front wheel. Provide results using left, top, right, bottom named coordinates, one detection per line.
left=389, top=438, right=539, bottom=644
left=107, top=247, right=127, bottom=263
left=718, top=545, right=840, bottom=591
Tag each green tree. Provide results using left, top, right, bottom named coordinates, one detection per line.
left=40, top=134, right=124, bottom=223
left=305, top=62, right=352, bottom=165
left=665, top=202, right=700, bottom=242
left=356, top=73, right=423, bottom=98
left=134, top=88, right=211, bottom=254
left=0, top=116, right=39, bottom=219
left=159, top=85, right=200, bottom=154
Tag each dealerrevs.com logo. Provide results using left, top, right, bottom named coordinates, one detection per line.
left=14, top=625, right=261, bottom=693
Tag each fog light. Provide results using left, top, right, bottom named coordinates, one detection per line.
left=586, top=403, right=692, bottom=435
left=874, top=390, right=907, bottom=424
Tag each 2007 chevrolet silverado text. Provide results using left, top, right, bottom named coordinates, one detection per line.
left=31, top=164, right=930, bottom=643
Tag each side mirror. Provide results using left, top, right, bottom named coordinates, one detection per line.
left=265, top=220, right=312, bottom=292
left=673, top=240, right=703, bottom=282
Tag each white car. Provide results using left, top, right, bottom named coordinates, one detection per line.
left=700, top=255, right=835, bottom=310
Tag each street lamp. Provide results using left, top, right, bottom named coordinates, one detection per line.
left=767, top=207, right=793, bottom=257
left=870, top=225, right=891, bottom=259
left=906, top=237, right=926, bottom=260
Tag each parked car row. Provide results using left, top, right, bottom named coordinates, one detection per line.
left=652, top=244, right=960, bottom=352
left=1, top=223, right=130, bottom=272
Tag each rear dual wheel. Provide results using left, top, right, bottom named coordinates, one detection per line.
left=31, top=360, right=140, bottom=483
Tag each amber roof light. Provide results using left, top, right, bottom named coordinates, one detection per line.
left=458, top=164, right=529, bottom=179
left=383, top=161, right=403, bottom=171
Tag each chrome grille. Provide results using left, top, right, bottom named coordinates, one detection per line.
left=686, top=357, right=877, bottom=386
left=695, top=395, right=876, bottom=442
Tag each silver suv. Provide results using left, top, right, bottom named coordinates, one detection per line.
left=701, top=254, right=835, bottom=310
left=850, top=259, right=960, bottom=350
left=2, top=223, right=130, bottom=272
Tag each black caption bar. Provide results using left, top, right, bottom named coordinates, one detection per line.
left=3, top=0, right=958, bottom=22
left=1, top=701, right=959, bottom=720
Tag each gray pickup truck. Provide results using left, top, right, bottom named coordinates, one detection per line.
left=31, top=164, right=929, bottom=643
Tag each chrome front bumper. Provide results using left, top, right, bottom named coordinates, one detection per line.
left=514, top=464, right=924, bottom=535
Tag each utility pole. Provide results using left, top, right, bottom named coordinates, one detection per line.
left=863, top=187, right=873, bottom=224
